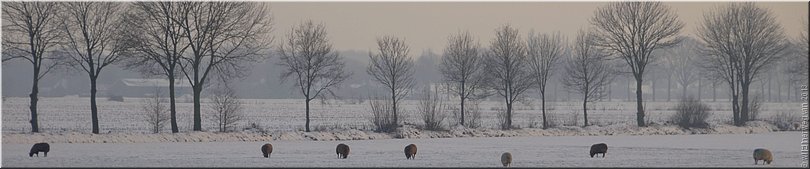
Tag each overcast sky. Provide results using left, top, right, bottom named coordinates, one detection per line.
left=269, top=2, right=808, bottom=54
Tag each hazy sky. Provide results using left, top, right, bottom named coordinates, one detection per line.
left=269, top=2, right=808, bottom=54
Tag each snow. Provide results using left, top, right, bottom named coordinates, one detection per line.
left=2, top=97, right=804, bottom=167
left=1, top=97, right=798, bottom=134
left=2, top=132, right=803, bottom=167
left=1, top=121, right=777, bottom=144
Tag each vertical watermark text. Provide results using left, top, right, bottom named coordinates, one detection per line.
left=800, top=85, right=808, bottom=167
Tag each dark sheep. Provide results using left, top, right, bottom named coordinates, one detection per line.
left=336, top=143, right=350, bottom=159
left=29, top=143, right=50, bottom=157
left=753, top=148, right=773, bottom=165
left=590, top=143, right=608, bottom=158
left=404, top=144, right=417, bottom=159
left=261, top=143, right=273, bottom=158
left=501, top=152, right=512, bottom=167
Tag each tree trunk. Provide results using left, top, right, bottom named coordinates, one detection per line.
left=583, top=98, right=588, bottom=127
left=740, top=82, right=750, bottom=122
left=169, top=76, right=178, bottom=133
left=607, top=83, right=612, bottom=101
left=305, top=98, right=311, bottom=132
left=90, top=76, right=100, bottom=134
left=635, top=77, right=646, bottom=127
left=506, top=100, right=512, bottom=130
left=732, top=93, right=740, bottom=126
left=29, top=70, right=40, bottom=133
left=698, top=78, right=702, bottom=101
left=681, top=83, right=688, bottom=100
left=460, top=83, right=465, bottom=126
left=712, top=82, right=717, bottom=102
left=768, top=76, right=772, bottom=102
left=667, top=75, right=671, bottom=101
left=627, top=80, right=632, bottom=101
left=651, top=78, right=656, bottom=101
left=776, top=78, right=781, bottom=102
left=391, top=88, right=398, bottom=127
left=541, top=93, right=547, bottom=129
left=193, top=86, right=202, bottom=131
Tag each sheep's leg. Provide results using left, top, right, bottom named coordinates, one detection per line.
left=754, top=160, right=757, bottom=165
left=44, top=152, right=47, bottom=157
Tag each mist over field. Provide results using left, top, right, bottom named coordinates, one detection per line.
left=2, top=1, right=808, bottom=168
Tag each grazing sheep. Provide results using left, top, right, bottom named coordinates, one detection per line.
left=261, top=143, right=273, bottom=158
left=404, top=144, right=417, bottom=159
left=336, top=143, right=350, bottom=159
left=590, top=143, right=608, bottom=158
left=501, top=152, right=512, bottom=167
left=29, top=143, right=50, bottom=157
left=753, top=148, right=773, bottom=165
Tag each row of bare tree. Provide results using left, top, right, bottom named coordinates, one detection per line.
left=3, top=2, right=272, bottom=133
left=3, top=2, right=806, bottom=133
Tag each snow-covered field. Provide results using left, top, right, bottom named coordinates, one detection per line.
left=2, top=132, right=803, bottom=167
left=1, top=97, right=800, bottom=133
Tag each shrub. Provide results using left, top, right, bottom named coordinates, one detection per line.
left=207, top=86, right=243, bottom=132
left=369, top=97, right=399, bottom=133
left=768, top=112, right=800, bottom=131
left=670, top=96, right=711, bottom=129
left=749, top=94, right=763, bottom=121
left=417, top=87, right=447, bottom=131
left=563, top=111, right=579, bottom=127
left=544, top=112, right=560, bottom=128
left=496, top=107, right=511, bottom=130
left=450, top=101, right=483, bottom=129
left=141, top=89, right=169, bottom=133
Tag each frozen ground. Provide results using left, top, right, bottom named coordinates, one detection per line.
left=2, top=132, right=803, bottom=167
left=1, top=97, right=801, bottom=133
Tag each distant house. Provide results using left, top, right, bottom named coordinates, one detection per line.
left=107, top=78, right=192, bottom=97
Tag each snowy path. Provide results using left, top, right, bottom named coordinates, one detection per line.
left=2, top=132, right=803, bottom=167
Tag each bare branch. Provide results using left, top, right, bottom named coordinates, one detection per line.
left=483, top=24, right=533, bottom=129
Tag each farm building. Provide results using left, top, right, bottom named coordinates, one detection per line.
left=106, top=78, right=192, bottom=97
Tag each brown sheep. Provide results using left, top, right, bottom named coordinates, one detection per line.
left=261, top=143, right=273, bottom=158
left=753, top=148, right=773, bottom=165
left=336, top=143, right=350, bottom=159
left=404, top=144, right=417, bottom=159
left=590, top=143, right=608, bottom=158
left=29, top=143, right=49, bottom=157
left=501, top=152, right=512, bottom=167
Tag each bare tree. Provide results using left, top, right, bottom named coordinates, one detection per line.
left=589, top=2, right=684, bottom=127
left=562, top=30, right=613, bottom=127
left=141, top=88, right=170, bottom=134
left=174, top=2, right=273, bottom=131
left=59, top=2, right=129, bottom=134
left=786, top=18, right=808, bottom=82
left=277, top=20, right=350, bottom=132
left=663, top=38, right=701, bottom=99
left=698, top=2, right=788, bottom=126
left=417, top=86, right=447, bottom=131
left=526, top=30, right=565, bottom=129
left=368, top=96, right=398, bottom=132
left=1, top=2, right=63, bottom=133
left=122, top=2, right=189, bottom=133
left=207, top=84, right=243, bottom=132
left=367, top=36, right=415, bottom=128
left=439, top=31, right=488, bottom=127
left=483, top=25, right=534, bottom=130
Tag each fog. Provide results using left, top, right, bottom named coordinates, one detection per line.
left=2, top=1, right=807, bottom=102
